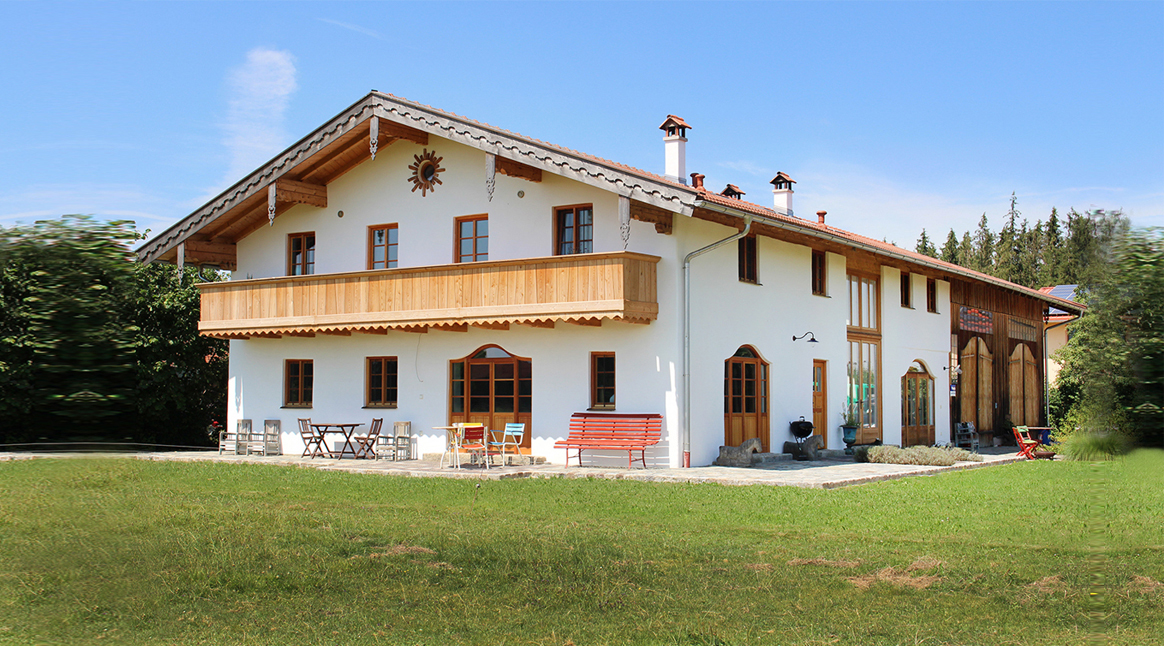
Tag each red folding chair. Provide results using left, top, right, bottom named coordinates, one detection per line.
left=1013, top=426, right=1039, bottom=460
left=460, top=424, right=496, bottom=469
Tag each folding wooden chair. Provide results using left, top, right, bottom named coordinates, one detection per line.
left=1013, top=425, right=1039, bottom=460
left=352, top=418, right=384, bottom=459
left=299, top=418, right=326, bottom=458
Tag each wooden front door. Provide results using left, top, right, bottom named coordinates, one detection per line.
left=812, top=360, right=827, bottom=448
left=450, top=345, right=532, bottom=448
left=901, top=361, right=935, bottom=446
left=1008, top=343, right=1039, bottom=427
left=960, top=337, right=993, bottom=433
left=724, top=346, right=770, bottom=452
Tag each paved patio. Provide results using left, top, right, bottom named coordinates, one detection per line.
left=0, top=447, right=1031, bottom=489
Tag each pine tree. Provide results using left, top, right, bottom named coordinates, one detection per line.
left=995, top=193, right=1021, bottom=283
left=959, top=232, right=974, bottom=270
left=915, top=229, right=937, bottom=258
left=1040, top=207, right=1064, bottom=286
left=939, top=229, right=960, bottom=265
left=972, top=214, right=994, bottom=273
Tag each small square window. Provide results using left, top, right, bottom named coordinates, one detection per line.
left=368, top=225, right=398, bottom=269
left=455, top=215, right=488, bottom=263
left=288, top=233, right=315, bottom=276
left=555, top=204, right=594, bottom=255
left=285, top=359, right=313, bottom=407
left=366, top=356, right=398, bottom=407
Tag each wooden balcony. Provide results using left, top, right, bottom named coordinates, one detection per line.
left=198, top=251, right=660, bottom=338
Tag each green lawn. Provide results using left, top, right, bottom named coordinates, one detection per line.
left=0, top=452, right=1160, bottom=645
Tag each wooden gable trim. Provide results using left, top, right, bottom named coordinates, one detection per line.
left=495, top=156, right=542, bottom=182
left=629, top=201, right=674, bottom=235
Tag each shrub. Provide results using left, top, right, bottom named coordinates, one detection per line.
left=853, top=445, right=871, bottom=463
left=1060, top=431, right=1132, bottom=461
left=867, top=445, right=983, bottom=466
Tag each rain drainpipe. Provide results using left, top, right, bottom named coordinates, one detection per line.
left=683, top=214, right=752, bottom=467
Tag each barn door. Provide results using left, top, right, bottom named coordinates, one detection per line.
left=1008, top=343, right=1039, bottom=427
left=960, top=337, right=993, bottom=433
left=724, top=346, right=770, bottom=452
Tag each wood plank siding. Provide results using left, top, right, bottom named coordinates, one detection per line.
left=198, top=251, right=660, bottom=338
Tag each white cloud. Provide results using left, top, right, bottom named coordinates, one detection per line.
left=717, top=160, right=772, bottom=178
left=218, top=48, right=299, bottom=190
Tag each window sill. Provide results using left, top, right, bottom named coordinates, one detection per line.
left=363, top=405, right=399, bottom=409
left=812, top=292, right=829, bottom=298
left=738, top=279, right=762, bottom=286
left=281, top=405, right=313, bottom=409
left=587, top=406, right=616, bottom=412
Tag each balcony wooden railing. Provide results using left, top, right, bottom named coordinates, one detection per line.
left=198, top=251, right=660, bottom=338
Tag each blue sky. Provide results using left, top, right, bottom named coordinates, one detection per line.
left=1, top=1, right=1161, bottom=249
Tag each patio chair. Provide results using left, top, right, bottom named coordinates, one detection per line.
left=218, top=422, right=244, bottom=455
left=488, top=423, right=526, bottom=465
left=439, top=423, right=466, bottom=469
left=386, top=421, right=413, bottom=461
left=262, top=419, right=282, bottom=455
left=460, top=424, right=493, bottom=469
left=352, top=418, right=384, bottom=459
left=299, top=418, right=326, bottom=459
left=1013, top=425, right=1039, bottom=460
left=954, top=422, right=979, bottom=452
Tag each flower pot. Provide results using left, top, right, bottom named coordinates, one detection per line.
left=840, top=425, right=858, bottom=454
left=1034, top=450, right=1056, bottom=460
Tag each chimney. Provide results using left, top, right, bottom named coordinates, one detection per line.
left=690, top=173, right=705, bottom=190
left=770, top=172, right=795, bottom=216
left=817, top=210, right=827, bottom=225
left=721, top=184, right=745, bottom=200
left=659, top=115, right=691, bottom=184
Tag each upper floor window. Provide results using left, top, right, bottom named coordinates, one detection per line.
left=285, top=359, right=313, bottom=407
left=847, top=274, right=879, bottom=332
left=811, top=250, right=827, bottom=295
left=456, top=215, right=488, bottom=263
left=555, top=204, right=593, bottom=255
left=738, top=235, right=758, bottom=283
left=591, top=352, right=615, bottom=410
left=368, top=224, right=398, bottom=269
left=288, top=232, right=315, bottom=276
left=900, top=272, right=912, bottom=308
left=366, top=356, right=398, bottom=407
left=927, top=278, right=938, bottom=313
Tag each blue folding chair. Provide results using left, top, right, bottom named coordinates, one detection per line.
left=489, top=423, right=526, bottom=465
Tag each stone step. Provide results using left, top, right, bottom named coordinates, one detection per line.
left=751, top=452, right=793, bottom=464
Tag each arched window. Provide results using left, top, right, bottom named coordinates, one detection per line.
left=902, top=360, right=935, bottom=446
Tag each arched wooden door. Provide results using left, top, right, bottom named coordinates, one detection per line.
left=724, top=346, right=770, bottom=452
left=1008, top=343, right=1039, bottom=427
left=960, top=337, right=993, bottom=433
left=901, top=361, right=935, bottom=446
left=449, top=345, right=532, bottom=448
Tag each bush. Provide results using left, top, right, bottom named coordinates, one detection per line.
left=853, top=445, right=871, bottom=463
left=867, top=445, right=984, bottom=466
left=1060, top=431, right=1132, bottom=461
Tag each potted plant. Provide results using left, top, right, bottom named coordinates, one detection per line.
left=839, top=405, right=860, bottom=454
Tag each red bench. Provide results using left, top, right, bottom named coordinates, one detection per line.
left=554, top=412, right=663, bottom=468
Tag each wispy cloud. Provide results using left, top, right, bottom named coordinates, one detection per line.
left=0, top=183, right=172, bottom=231
left=216, top=48, right=299, bottom=192
left=717, top=160, right=772, bottom=178
left=316, top=18, right=382, bottom=40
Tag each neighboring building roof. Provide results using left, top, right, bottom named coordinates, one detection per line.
left=1039, top=284, right=1082, bottom=322
left=136, top=91, right=1084, bottom=316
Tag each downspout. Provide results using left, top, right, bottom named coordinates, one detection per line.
left=1043, top=312, right=1050, bottom=426
left=682, top=214, right=752, bottom=467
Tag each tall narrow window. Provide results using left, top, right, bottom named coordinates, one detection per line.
left=455, top=215, right=488, bottom=263
left=738, top=235, right=758, bottom=283
left=900, top=272, right=912, bottom=308
left=847, top=274, right=880, bottom=332
left=927, top=278, right=938, bottom=313
left=285, top=359, right=313, bottom=407
left=555, top=204, right=593, bottom=255
left=591, top=352, right=615, bottom=409
left=366, top=356, right=398, bottom=407
left=368, top=224, right=398, bottom=269
left=288, top=232, right=315, bottom=276
left=811, top=250, right=827, bottom=295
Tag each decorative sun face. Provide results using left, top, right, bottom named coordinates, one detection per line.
left=407, top=149, right=445, bottom=196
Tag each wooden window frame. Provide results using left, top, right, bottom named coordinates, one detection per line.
left=900, top=272, right=912, bottom=308
left=365, top=356, right=399, bottom=408
left=847, top=273, right=881, bottom=334
left=284, top=359, right=313, bottom=408
left=590, top=352, right=616, bottom=410
left=287, top=232, right=315, bottom=276
left=738, top=234, right=758, bottom=284
left=367, top=224, right=399, bottom=270
left=926, top=278, right=939, bottom=313
left=811, top=250, right=827, bottom=296
left=554, top=203, right=594, bottom=256
left=455, top=214, right=489, bottom=263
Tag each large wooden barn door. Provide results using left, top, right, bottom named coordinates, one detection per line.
left=1008, top=343, right=1039, bottom=427
left=960, top=337, right=993, bottom=433
left=724, top=346, right=770, bottom=452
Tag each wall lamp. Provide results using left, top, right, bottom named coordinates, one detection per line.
left=943, top=365, right=962, bottom=375
left=792, top=332, right=819, bottom=343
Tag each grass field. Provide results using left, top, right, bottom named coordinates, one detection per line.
left=0, top=451, right=1161, bottom=645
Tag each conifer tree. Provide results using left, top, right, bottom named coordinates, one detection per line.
left=1040, top=207, right=1064, bottom=286
left=994, top=193, right=1021, bottom=283
left=939, top=229, right=960, bottom=265
left=959, top=232, right=974, bottom=270
left=972, top=214, right=995, bottom=272
left=915, top=229, right=937, bottom=258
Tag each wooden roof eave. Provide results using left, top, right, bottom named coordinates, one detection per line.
left=692, top=198, right=1086, bottom=316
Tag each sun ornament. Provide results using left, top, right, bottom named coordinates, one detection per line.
left=407, top=149, right=445, bottom=197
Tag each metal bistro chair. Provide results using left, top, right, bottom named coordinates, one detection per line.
left=439, top=423, right=471, bottom=469
left=460, top=424, right=492, bottom=469
left=299, top=418, right=326, bottom=459
left=488, top=423, right=526, bottom=466
left=353, top=418, right=384, bottom=459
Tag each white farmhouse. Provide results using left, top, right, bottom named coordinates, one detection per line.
left=137, top=92, right=1082, bottom=465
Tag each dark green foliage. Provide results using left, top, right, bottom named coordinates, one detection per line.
left=0, top=216, right=226, bottom=446
left=914, top=228, right=937, bottom=258
left=939, top=228, right=960, bottom=265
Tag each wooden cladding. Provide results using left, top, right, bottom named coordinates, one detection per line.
left=275, top=179, right=327, bottom=208
left=198, top=251, right=660, bottom=337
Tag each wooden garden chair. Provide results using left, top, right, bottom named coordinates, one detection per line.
left=299, top=418, right=326, bottom=459
left=352, top=418, right=384, bottom=459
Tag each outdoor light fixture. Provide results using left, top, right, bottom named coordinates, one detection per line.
left=792, top=332, right=818, bottom=343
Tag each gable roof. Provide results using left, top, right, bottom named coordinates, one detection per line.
left=136, top=91, right=1083, bottom=316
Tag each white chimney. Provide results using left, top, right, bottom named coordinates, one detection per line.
left=659, top=115, right=691, bottom=184
left=770, top=172, right=795, bottom=216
